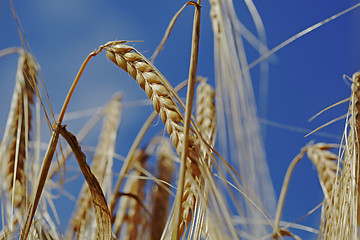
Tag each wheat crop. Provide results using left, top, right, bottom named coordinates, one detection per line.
left=1, top=1, right=360, bottom=240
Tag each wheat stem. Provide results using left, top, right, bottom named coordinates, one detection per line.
left=273, top=147, right=307, bottom=240
left=151, top=1, right=199, bottom=63
left=172, top=2, right=201, bottom=239
left=20, top=124, right=61, bottom=240
left=58, top=41, right=126, bottom=124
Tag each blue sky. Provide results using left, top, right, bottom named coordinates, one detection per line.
left=1, top=0, right=360, bottom=239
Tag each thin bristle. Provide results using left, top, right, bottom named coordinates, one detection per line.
left=209, top=0, right=276, bottom=237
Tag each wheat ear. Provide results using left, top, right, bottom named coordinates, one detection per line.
left=150, top=139, right=175, bottom=240
left=307, top=143, right=339, bottom=200
left=306, top=143, right=339, bottom=239
left=105, top=44, right=201, bottom=177
left=194, top=78, right=216, bottom=238
left=106, top=43, right=208, bottom=239
left=2, top=52, right=36, bottom=211
left=322, top=72, right=360, bottom=239
left=196, top=77, right=216, bottom=150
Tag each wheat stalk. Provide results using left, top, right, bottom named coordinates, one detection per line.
left=20, top=125, right=61, bottom=240
left=19, top=41, right=128, bottom=240
left=273, top=147, right=307, bottom=239
left=4, top=2, right=357, bottom=239
left=173, top=2, right=201, bottom=238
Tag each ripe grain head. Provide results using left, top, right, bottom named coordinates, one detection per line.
left=322, top=72, right=360, bottom=239
left=307, top=143, right=339, bottom=200
left=0, top=52, right=36, bottom=222
left=106, top=43, right=202, bottom=180
left=106, top=42, right=242, bottom=239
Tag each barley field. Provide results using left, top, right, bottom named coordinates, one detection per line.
left=1, top=0, right=360, bottom=239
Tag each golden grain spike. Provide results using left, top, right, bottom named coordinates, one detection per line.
left=106, top=44, right=202, bottom=179
left=2, top=53, right=36, bottom=209
left=307, top=143, right=339, bottom=199
left=352, top=72, right=360, bottom=230
left=307, top=143, right=340, bottom=240
left=352, top=72, right=360, bottom=136
left=322, top=72, right=360, bottom=239
left=196, top=77, right=216, bottom=149
left=106, top=44, right=210, bottom=238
